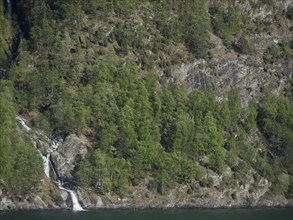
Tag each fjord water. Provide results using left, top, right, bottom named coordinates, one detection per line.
left=1, top=209, right=292, bottom=220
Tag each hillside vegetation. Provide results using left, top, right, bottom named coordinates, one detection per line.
left=0, top=0, right=292, bottom=201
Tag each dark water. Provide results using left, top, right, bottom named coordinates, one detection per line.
left=0, top=208, right=292, bottom=220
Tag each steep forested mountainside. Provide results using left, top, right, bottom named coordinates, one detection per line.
left=0, top=0, right=292, bottom=210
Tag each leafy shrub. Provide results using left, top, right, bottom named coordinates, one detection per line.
left=76, top=149, right=131, bottom=195
left=233, top=36, right=256, bottom=55
left=263, top=42, right=293, bottom=64
left=212, top=4, right=249, bottom=48
left=50, top=188, right=63, bottom=206
left=218, top=176, right=237, bottom=191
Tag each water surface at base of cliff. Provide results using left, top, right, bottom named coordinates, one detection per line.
left=1, top=208, right=292, bottom=220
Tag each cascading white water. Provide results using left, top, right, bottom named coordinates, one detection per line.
left=16, top=116, right=31, bottom=132
left=16, top=115, right=85, bottom=211
left=69, top=190, right=84, bottom=211
left=58, top=184, right=84, bottom=211
left=41, top=140, right=58, bottom=180
left=5, top=0, right=25, bottom=41
left=46, top=140, right=85, bottom=211
left=6, top=0, right=12, bottom=19
left=43, top=154, right=50, bottom=178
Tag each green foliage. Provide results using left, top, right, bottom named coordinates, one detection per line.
left=1, top=0, right=292, bottom=198
left=257, top=93, right=293, bottom=174
left=0, top=80, right=16, bottom=180
left=0, top=80, right=43, bottom=195
left=263, top=41, right=293, bottom=64
left=0, top=2, right=10, bottom=66
left=245, top=99, right=258, bottom=133
left=211, top=2, right=249, bottom=48
left=160, top=84, right=188, bottom=152
left=0, top=0, right=23, bottom=67
left=225, top=136, right=238, bottom=167
left=184, top=0, right=211, bottom=58
left=220, top=175, right=237, bottom=190
left=8, top=140, right=43, bottom=195
left=76, top=149, right=131, bottom=194
left=200, top=176, right=214, bottom=188
left=232, top=160, right=251, bottom=181
left=203, top=112, right=226, bottom=173
left=49, top=100, right=90, bottom=135
left=49, top=188, right=64, bottom=206
left=154, top=151, right=198, bottom=194
left=228, top=89, right=241, bottom=126
left=234, top=36, right=256, bottom=55
left=254, top=155, right=274, bottom=180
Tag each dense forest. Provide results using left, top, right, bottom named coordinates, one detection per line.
left=0, top=0, right=292, bottom=203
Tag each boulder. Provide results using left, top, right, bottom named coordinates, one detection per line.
left=0, top=197, right=16, bottom=211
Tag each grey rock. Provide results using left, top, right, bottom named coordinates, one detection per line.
left=51, top=134, right=88, bottom=182
left=0, top=197, right=16, bottom=211
left=96, top=196, right=104, bottom=208
left=168, top=50, right=292, bottom=107
left=33, top=196, right=47, bottom=207
left=164, top=0, right=293, bottom=107
left=60, top=191, right=69, bottom=201
left=77, top=188, right=113, bottom=209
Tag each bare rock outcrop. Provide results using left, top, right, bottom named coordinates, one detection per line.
left=51, top=134, right=88, bottom=183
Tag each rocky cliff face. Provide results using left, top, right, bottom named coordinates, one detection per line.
left=167, top=0, right=292, bottom=106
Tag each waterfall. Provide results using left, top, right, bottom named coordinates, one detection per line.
left=16, top=116, right=85, bottom=211
left=16, top=116, right=31, bottom=132
left=58, top=184, right=84, bottom=211
left=5, top=0, right=25, bottom=41
left=43, top=154, right=50, bottom=178
left=45, top=140, right=85, bottom=211
left=69, top=190, right=84, bottom=211
left=5, top=0, right=12, bottom=20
